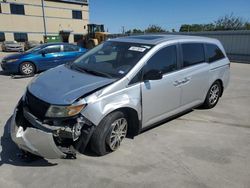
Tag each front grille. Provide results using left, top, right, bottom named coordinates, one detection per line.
left=25, top=90, right=50, bottom=120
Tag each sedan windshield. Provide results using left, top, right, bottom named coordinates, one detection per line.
left=70, top=41, right=153, bottom=78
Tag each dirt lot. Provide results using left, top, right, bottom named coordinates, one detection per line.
left=0, top=53, right=250, bottom=188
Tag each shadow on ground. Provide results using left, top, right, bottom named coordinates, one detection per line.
left=0, top=117, right=57, bottom=167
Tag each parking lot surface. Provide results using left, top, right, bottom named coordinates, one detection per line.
left=0, top=57, right=250, bottom=188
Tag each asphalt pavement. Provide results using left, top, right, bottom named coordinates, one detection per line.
left=0, top=59, right=249, bottom=188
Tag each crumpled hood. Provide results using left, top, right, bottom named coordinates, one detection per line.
left=28, top=65, right=116, bottom=105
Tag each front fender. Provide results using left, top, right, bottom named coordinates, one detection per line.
left=82, top=84, right=141, bottom=126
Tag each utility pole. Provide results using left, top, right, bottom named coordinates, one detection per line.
left=122, top=26, right=125, bottom=34
left=41, top=0, right=47, bottom=40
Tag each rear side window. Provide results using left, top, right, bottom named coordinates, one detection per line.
left=64, top=45, right=79, bottom=52
left=144, top=45, right=177, bottom=75
left=182, top=43, right=205, bottom=67
left=206, top=43, right=225, bottom=63
left=43, top=45, right=61, bottom=54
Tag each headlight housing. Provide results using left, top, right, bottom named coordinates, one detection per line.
left=45, top=103, right=86, bottom=118
left=6, top=59, right=19, bottom=63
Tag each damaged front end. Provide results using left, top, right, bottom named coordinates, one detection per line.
left=10, top=91, right=95, bottom=159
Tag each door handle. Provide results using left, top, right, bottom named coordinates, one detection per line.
left=173, top=77, right=191, bottom=86
left=173, top=81, right=181, bottom=86
left=184, top=77, right=191, bottom=83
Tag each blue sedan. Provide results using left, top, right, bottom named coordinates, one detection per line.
left=0, top=43, right=87, bottom=75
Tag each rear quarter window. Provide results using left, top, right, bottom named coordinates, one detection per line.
left=205, top=43, right=225, bottom=63
left=181, top=43, right=205, bottom=67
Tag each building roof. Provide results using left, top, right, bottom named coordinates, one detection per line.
left=111, top=34, right=217, bottom=45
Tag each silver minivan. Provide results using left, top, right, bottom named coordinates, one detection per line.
left=10, top=35, right=230, bottom=159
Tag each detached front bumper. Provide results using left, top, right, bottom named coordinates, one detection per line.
left=10, top=108, right=67, bottom=159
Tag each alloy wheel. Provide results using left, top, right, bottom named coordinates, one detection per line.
left=107, top=118, right=128, bottom=151
left=21, top=63, right=34, bottom=75
left=209, top=84, right=220, bottom=105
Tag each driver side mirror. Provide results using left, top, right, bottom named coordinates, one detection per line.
left=143, top=69, right=163, bottom=81
left=40, top=50, right=46, bottom=57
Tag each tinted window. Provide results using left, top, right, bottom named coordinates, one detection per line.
left=206, top=43, right=225, bottom=63
left=10, top=4, right=25, bottom=15
left=43, top=45, right=61, bottom=54
left=74, top=34, right=83, bottom=43
left=64, top=45, right=79, bottom=52
left=182, top=43, right=205, bottom=67
left=144, top=45, right=177, bottom=75
left=72, top=10, right=82, bottom=19
left=0, top=3, right=2, bottom=13
left=0, top=32, right=5, bottom=42
left=14, top=33, right=28, bottom=42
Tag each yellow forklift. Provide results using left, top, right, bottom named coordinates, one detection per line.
left=85, top=24, right=109, bottom=48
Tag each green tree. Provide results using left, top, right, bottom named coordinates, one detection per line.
left=244, top=22, right=250, bottom=30
left=179, top=24, right=206, bottom=32
left=125, top=28, right=144, bottom=34
left=144, top=25, right=166, bottom=33
left=132, top=28, right=144, bottom=33
left=179, top=24, right=190, bottom=32
left=203, top=24, right=215, bottom=31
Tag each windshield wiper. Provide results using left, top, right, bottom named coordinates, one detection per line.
left=83, top=68, right=113, bottom=79
left=69, top=63, right=87, bottom=73
left=70, top=64, right=113, bottom=78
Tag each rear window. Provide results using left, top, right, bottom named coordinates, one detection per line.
left=206, top=43, right=225, bottom=63
left=182, top=43, right=205, bottom=67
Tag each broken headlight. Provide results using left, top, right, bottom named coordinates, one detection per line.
left=45, top=103, right=86, bottom=118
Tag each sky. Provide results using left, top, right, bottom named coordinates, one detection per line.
left=89, top=0, right=250, bottom=33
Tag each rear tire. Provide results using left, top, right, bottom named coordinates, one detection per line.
left=19, top=62, right=35, bottom=75
left=203, top=81, right=222, bottom=109
left=90, top=111, right=128, bottom=156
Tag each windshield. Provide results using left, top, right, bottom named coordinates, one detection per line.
left=70, top=41, right=153, bottom=78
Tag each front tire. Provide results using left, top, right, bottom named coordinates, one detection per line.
left=203, top=81, right=222, bottom=109
left=19, top=62, right=35, bottom=75
left=90, top=111, right=128, bottom=156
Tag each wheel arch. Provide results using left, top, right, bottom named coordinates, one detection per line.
left=19, top=61, right=37, bottom=73
left=213, top=79, right=224, bottom=97
left=99, top=107, right=141, bottom=138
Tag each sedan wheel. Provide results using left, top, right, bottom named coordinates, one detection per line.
left=20, top=62, right=35, bottom=75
